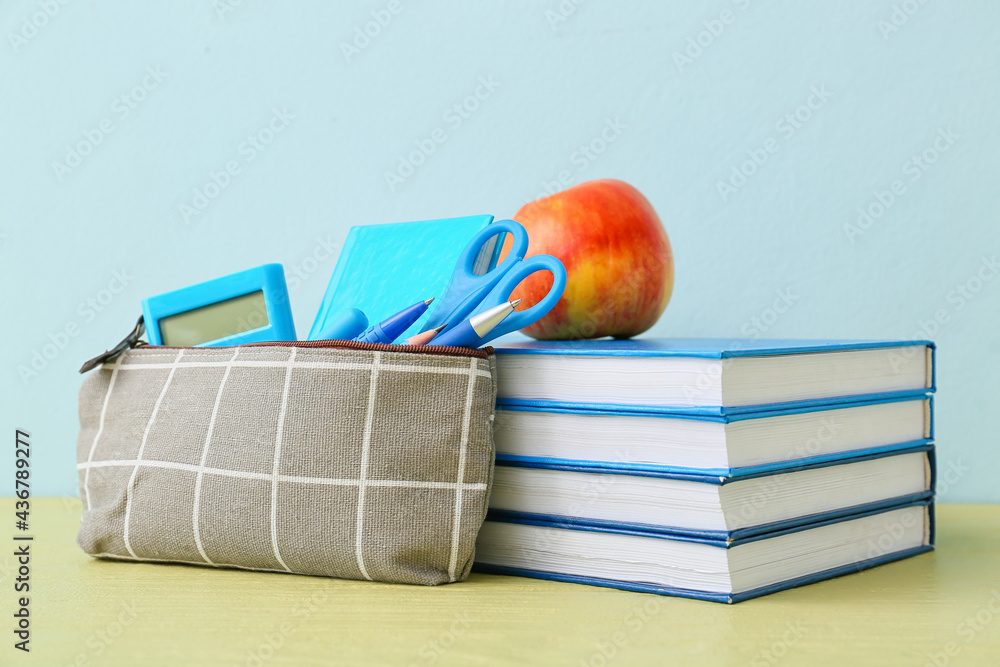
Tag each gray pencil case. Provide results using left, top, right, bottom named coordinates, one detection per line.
left=75, top=341, right=496, bottom=585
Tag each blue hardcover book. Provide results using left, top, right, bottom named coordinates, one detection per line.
left=475, top=499, right=935, bottom=603
left=488, top=444, right=934, bottom=541
left=494, top=395, right=933, bottom=475
left=494, top=338, right=936, bottom=416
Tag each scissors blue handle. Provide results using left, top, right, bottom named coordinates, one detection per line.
left=420, top=220, right=530, bottom=333
left=469, top=253, right=567, bottom=341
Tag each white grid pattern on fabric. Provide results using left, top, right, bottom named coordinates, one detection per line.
left=447, top=357, right=478, bottom=581
left=353, top=351, right=382, bottom=581
left=193, top=347, right=240, bottom=565
left=83, top=353, right=123, bottom=511
left=87, top=550, right=293, bottom=574
left=112, top=358, right=492, bottom=379
left=77, top=459, right=488, bottom=491
left=269, top=348, right=297, bottom=573
left=122, top=349, right=185, bottom=558
left=80, top=346, right=489, bottom=578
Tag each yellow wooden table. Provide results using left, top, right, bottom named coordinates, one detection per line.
left=3, top=500, right=999, bottom=666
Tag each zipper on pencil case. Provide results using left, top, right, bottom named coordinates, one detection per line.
left=80, top=317, right=492, bottom=373
left=141, top=339, right=492, bottom=359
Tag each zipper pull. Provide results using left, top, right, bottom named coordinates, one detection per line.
left=79, top=316, right=146, bottom=373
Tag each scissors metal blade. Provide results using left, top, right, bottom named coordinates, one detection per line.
left=420, top=219, right=530, bottom=334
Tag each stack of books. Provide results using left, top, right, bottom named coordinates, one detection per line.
left=475, top=339, right=936, bottom=603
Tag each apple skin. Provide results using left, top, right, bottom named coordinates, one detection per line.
left=505, top=179, right=674, bottom=340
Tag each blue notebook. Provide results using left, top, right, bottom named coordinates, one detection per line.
left=494, top=338, right=936, bottom=416
left=474, top=499, right=935, bottom=603
left=308, top=215, right=499, bottom=341
left=488, top=444, right=934, bottom=541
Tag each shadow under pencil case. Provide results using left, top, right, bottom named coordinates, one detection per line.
left=75, top=341, right=497, bottom=586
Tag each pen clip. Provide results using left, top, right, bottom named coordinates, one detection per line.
left=79, top=315, right=146, bottom=373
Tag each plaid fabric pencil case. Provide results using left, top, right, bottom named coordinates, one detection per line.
left=75, top=341, right=497, bottom=585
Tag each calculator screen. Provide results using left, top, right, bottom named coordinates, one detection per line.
left=158, top=290, right=269, bottom=347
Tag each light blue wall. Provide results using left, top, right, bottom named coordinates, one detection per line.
left=2, top=1, right=997, bottom=500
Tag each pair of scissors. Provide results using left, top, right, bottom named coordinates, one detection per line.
left=419, top=219, right=567, bottom=344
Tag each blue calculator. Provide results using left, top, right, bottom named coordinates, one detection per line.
left=141, top=264, right=296, bottom=347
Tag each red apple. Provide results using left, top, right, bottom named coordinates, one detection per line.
left=504, top=179, right=674, bottom=340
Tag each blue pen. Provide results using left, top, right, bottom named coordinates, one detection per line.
left=354, top=298, right=434, bottom=344
left=430, top=299, right=520, bottom=348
